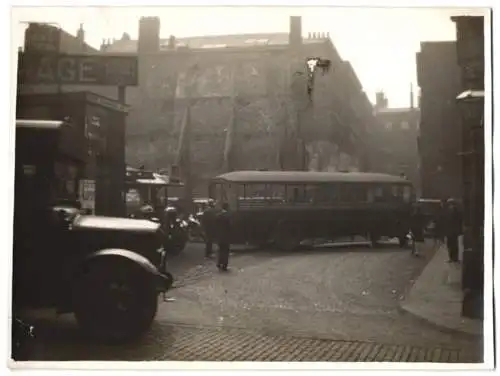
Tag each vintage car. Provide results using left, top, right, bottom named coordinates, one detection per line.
left=125, top=169, right=188, bottom=255
left=12, top=120, right=173, bottom=353
left=208, top=170, right=415, bottom=251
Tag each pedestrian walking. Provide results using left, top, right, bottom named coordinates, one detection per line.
left=445, top=199, right=463, bottom=263
left=200, top=199, right=217, bottom=259
left=410, top=203, right=425, bottom=257
left=215, top=202, right=232, bottom=271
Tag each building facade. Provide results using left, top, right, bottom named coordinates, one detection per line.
left=452, top=15, right=485, bottom=318
left=371, top=91, right=421, bottom=193
left=416, top=41, right=463, bottom=200
left=98, top=16, right=376, bottom=195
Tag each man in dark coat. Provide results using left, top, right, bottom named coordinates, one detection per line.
left=200, top=200, right=217, bottom=258
left=445, top=199, right=463, bottom=263
left=215, top=202, right=232, bottom=271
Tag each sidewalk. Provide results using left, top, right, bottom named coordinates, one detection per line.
left=401, top=238, right=483, bottom=336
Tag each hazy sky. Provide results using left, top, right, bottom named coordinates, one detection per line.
left=11, top=6, right=487, bottom=107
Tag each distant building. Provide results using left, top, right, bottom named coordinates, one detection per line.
left=97, top=16, right=376, bottom=195
left=18, top=23, right=99, bottom=96
left=416, top=41, right=462, bottom=200
left=23, top=23, right=96, bottom=54
left=371, top=91, right=421, bottom=193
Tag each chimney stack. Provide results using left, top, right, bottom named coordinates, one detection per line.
left=289, top=16, right=302, bottom=46
left=410, top=83, right=414, bottom=109
left=168, top=35, right=176, bottom=49
left=375, top=91, right=388, bottom=110
left=76, top=24, right=85, bottom=45
left=138, top=16, right=160, bottom=54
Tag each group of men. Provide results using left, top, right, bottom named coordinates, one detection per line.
left=200, top=200, right=232, bottom=271
left=410, top=198, right=463, bottom=262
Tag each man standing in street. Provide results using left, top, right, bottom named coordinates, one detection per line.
left=445, top=199, right=463, bottom=263
left=200, top=199, right=217, bottom=259
left=215, top=202, right=232, bottom=271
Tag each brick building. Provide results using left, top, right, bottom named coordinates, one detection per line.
left=371, top=91, right=421, bottom=193
left=416, top=41, right=462, bottom=200
left=98, top=16, right=376, bottom=195
left=451, top=15, right=485, bottom=318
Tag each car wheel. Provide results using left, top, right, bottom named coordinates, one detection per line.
left=74, top=259, right=158, bottom=343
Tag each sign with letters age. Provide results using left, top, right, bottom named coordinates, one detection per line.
left=18, top=53, right=138, bottom=86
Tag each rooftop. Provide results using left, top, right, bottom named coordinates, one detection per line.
left=102, top=32, right=329, bottom=53
left=214, top=170, right=409, bottom=184
left=375, top=107, right=420, bottom=114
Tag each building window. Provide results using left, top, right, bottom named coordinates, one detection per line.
left=401, top=121, right=410, bottom=130
left=385, top=122, right=393, bottom=130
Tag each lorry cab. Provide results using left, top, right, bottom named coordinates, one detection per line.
left=13, top=119, right=173, bottom=355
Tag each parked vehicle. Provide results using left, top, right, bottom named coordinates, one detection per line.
left=163, top=206, right=189, bottom=255
left=417, top=198, right=443, bottom=237
left=186, top=213, right=204, bottom=242
left=12, top=120, right=174, bottom=355
left=125, top=168, right=187, bottom=255
left=207, top=170, right=415, bottom=251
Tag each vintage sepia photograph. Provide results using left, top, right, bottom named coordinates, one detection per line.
left=7, top=3, right=492, bottom=369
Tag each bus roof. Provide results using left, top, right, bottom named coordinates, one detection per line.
left=16, top=119, right=66, bottom=130
left=213, top=170, right=411, bottom=184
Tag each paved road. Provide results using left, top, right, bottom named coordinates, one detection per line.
left=14, top=240, right=482, bottom=363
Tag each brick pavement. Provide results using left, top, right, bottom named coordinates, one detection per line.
left=153, top=324, right=472, bottom=362
left=21, top=322, right=475, bottom=362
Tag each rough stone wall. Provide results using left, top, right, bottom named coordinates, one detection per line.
left=123, top=50, right=295, bottom=176
left=18, top=41, right=372, bottom=191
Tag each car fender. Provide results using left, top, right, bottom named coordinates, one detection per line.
left=84, top=248, right=160, bottom=277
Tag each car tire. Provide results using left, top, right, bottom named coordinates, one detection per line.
left=73, top=258, right=158, bottom=344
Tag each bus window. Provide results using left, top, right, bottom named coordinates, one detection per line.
left=243, top=184, right=269, bottom=199
left=213, top=183, right=227, bottom=204
left=340, top=183, right=367, bottom=203
left=403, top=185, right=412, bottom=203
left=286, top=184, right=307, bottom=203
left=367, top=186, right=374, bottom=203
left=390, top=185, right=400, bottom=201
left=373, top=185, right=385, bottom=203
left=270, top=184, right=286, bottom=201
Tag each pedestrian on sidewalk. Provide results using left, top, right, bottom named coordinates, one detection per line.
left=215, top=202, right=232, bottom=271
left=444, top=199, right=463, bottom=263
left=200, top=199, right=217, bottom=259
left=410, top=203, right=425, bottom=257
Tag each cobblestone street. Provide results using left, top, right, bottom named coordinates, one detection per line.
left=17, top=241, right=483, bottom=363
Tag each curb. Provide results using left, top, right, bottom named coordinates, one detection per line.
left=397, top=304, right=482, bottom=340
left=398, top=241, right=482, bottom=339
